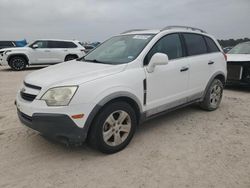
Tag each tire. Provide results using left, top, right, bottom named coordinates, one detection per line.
left=65, top=55, right=77, bottom=61
left=9, top=56, right=27, bottom=71
left=200, top=79, right=223, bottom=111
left=87, top=101, right=137, bottom=154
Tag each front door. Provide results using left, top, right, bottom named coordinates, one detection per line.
left=29, top=41, right=53, bottom=64
left=144, top=33, right=189, bottom=116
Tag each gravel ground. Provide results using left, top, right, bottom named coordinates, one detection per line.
left=0, top=66, right=250, bottom=188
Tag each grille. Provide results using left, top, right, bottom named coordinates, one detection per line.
left=24, top=82, right=42, bottom=90
left=20, top=91, right=37, bottom=102
left=227, top=64, right=243, bottom=80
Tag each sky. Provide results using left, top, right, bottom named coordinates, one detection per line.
left=0, top=0, right=249, bottom=42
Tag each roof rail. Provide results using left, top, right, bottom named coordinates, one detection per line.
left=121, top=29, right=148, bottom=34
left=161, top=25, right=207, bottom=33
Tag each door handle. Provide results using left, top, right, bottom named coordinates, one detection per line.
left=44, top=50, right=51, bottom=52
left=180, top=67, right=189, bottom=72
left=208, top=61, right=214, bottom=65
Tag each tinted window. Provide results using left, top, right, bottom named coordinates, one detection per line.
left=66, top=42, right=77, bottom=48
left=0, top=41, right=14, bottom=47
left=205, top=37, right=220, bottom=53
left=145, top=34, right=183, bottom=65
left=183, top=34, right=207, bottom=56
left=48, top=41, right=77, bottom=48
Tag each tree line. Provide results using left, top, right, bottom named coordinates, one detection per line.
left=218, top=38, right=250, bottom=48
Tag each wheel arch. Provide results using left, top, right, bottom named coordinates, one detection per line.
left=64, top=54, right=79, bottom=61
left=83, top=92, right=143, bottom=140
left=202, top=71, right=226, bottom=100
left=7, top=53, right=29, bottom=64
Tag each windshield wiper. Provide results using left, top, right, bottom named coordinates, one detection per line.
left=84, top=59, right=108, bottom=64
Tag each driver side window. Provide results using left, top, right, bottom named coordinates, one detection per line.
left=33, top=41, right=48, bottom=48
left=144, top=34, right=183, bottom=65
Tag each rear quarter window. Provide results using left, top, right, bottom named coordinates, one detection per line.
left=204, top=37, right=220, bottom=53
left=183, top=33, right=207, bottom=56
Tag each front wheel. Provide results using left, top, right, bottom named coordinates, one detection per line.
left=9, top=56, right=27, bottom=71
left=87, top=101, right=137, bottom=154
left=200, top=79, right=223, bottom=111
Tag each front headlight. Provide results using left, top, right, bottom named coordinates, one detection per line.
left=41, top=86, right=78, bottom=106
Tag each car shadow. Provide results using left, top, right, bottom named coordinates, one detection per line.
left=28, top=104, right=201, bottom=157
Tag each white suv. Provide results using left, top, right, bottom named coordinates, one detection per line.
left=15, top=26, right=227, bottom=153
left=0, top=39, right=86, bottom=70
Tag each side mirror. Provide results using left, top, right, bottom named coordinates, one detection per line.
left=147, top=53, right=169, bottom=73
left=32, top=44, right=38, bottom=49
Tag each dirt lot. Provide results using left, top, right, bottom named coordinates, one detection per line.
left=0, top=66, right=250, bottom=188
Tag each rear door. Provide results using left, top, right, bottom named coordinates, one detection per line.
left=182, top=33, right=216, bottom=100
left=48, top=41, right=78, bottom=62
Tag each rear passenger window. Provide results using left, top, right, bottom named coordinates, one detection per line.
left=183, top=33, right=207, bottom=56
left=204, top=37, right=220, bottom=53
left=48, top=41, right=77, bottom=48
left=145, top=34, right=183, bottom=65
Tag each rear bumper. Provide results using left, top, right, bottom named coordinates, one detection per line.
left=17, top=109, right=88, bottom=143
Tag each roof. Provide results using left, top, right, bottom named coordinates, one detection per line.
left=121, top=26, right=208, bottom=35
left=35, top=39, right=80, bottom=42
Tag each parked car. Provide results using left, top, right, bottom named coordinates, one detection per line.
left=83, top=44, right=95, bottom=53
left=16, top=26, right=227, bottom=153
left=223, top=46, right=233, bottom=53
left=0, top=41, right=16, bottom=49
left=0, top=39, right=86, bottom=70
left=226, top=42, right=250, bottom=86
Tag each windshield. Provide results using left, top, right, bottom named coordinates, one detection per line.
left=83, top=34, right=155, bottom=64
left=228, top=42, right=250, bottom=54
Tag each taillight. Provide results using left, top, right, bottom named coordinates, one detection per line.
left=223, top=53, right=227, bottom=61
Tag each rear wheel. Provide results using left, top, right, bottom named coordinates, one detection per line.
left=87, top=101, right=137, bottom=154
left=9, top=56, right=27, bottom=71
left=200, top=79, right=223, bottom=111
left=65, top=55, right=78, bottom=61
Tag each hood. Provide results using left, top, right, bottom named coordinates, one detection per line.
left=0, top=47, right=29, bottom=52
left=227, top=54, right=250, bottom=62
left=24, top=60, right=127, bottom=88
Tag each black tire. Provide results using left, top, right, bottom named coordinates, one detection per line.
left=87, top=101, right=137, bottom=154
left=9, top=56, right=27, bottom=71
left=65, top=55, right=78, bottom=61
left=200, top=79, right=223, bottom=111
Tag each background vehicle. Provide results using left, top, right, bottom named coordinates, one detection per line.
left=83, top=44, right=95, bottom=53
left=0, top=41, right=16, bottom=49
left=227, top=42, right=250, bottom=86
left=0, top=39, right=86, bottom=70
left=16, top=26, right=227, bottom=153
left=223, top=46, right=233, bottom=53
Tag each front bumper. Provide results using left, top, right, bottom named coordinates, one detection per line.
left=0, top=53, right=8, bottom=66
left=17, top=109, right=87, bottom=143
